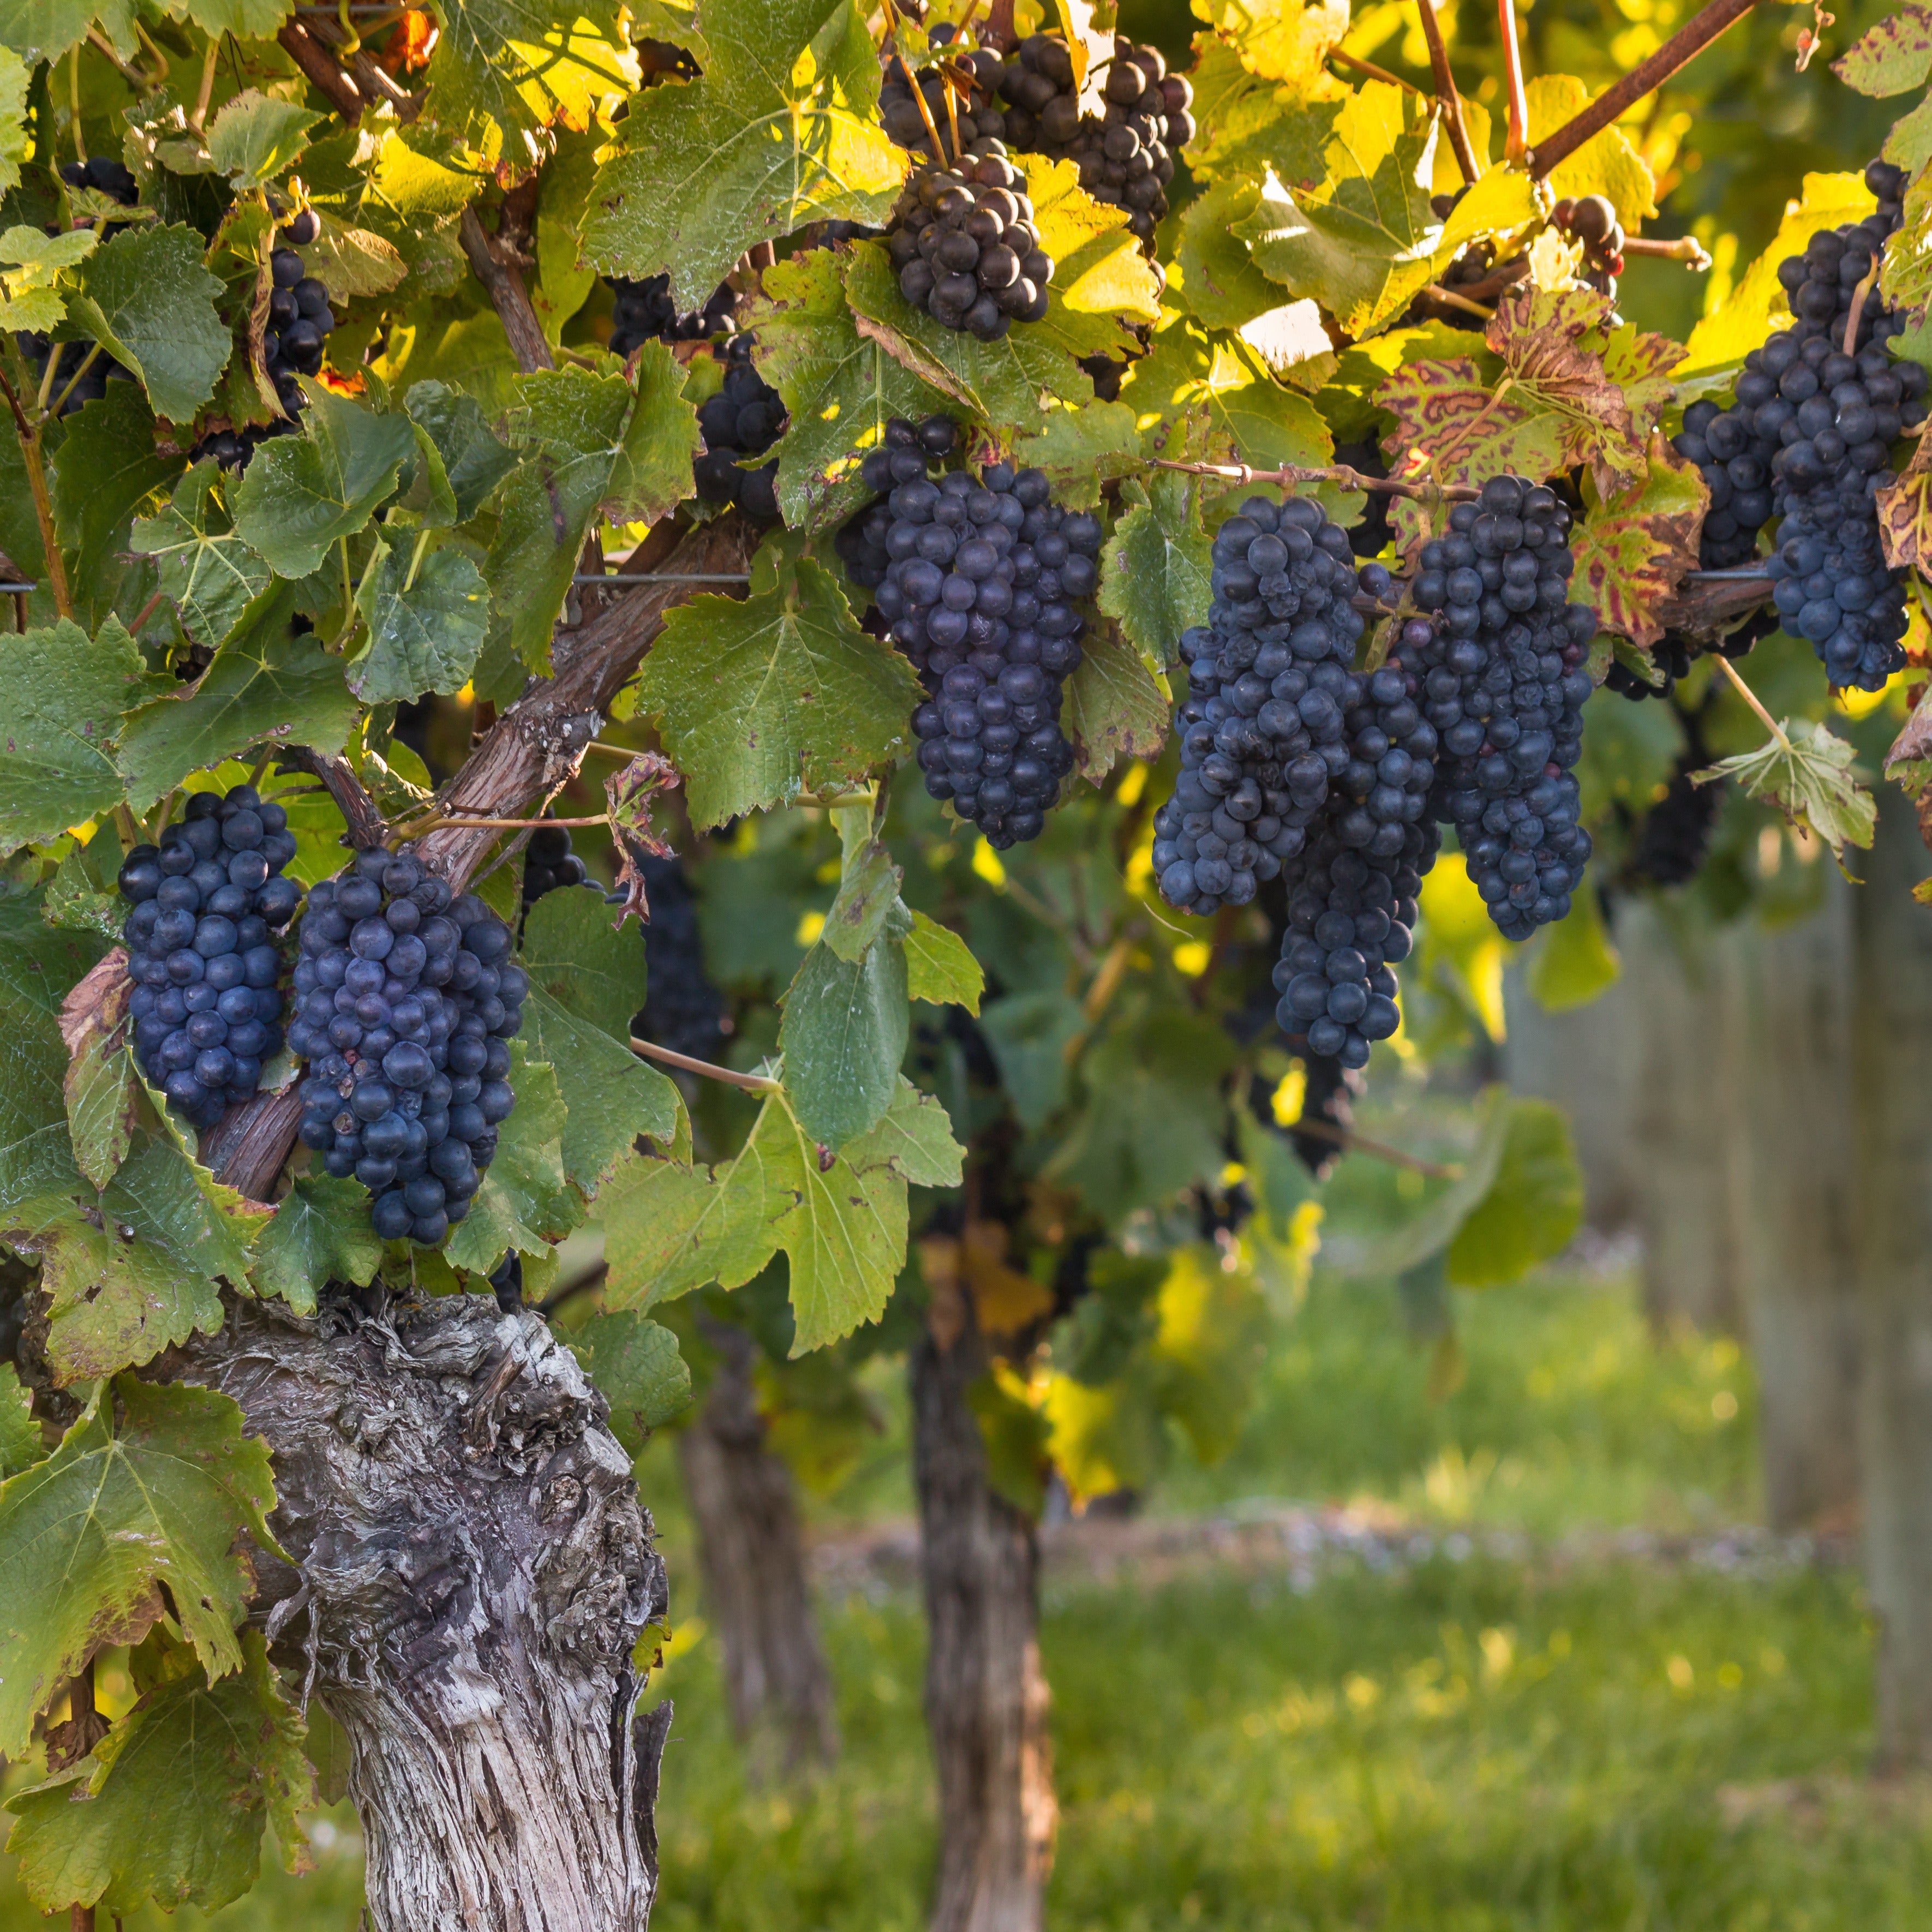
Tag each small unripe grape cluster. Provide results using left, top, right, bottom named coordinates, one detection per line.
left=289, top=850, right=523, bottom=1248
left=118, top=785, right=300, bottom=1130
left=843, top=416, right=1093, bottom=848
left=878, top=28, right=1005, bottom=162
left=693, top=335, right=785, bottom=522
left=608, top=273, right=737, bottom=354
left=1410, top=477, right=1596, bottom=939
left=887, top=147, right=1052, bottom=337
left=1552, top=194, right=1625, bottom=298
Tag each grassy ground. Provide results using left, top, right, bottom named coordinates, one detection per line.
left=0, top=1261, right=1900, bottom=1930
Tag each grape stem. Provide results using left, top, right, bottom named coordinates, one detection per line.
left=1712, top=650, right=1791, bottom=753
left=1524, top=0, right=1764, bottom=178
left=1328, top=46, right=1423, bottom=94
left=1284, top=1112, right=1464, bottom=1179
left=1420, top=282, right=1495, bottom=320
left=1844, top=261, right=1880, bottom=355
left=1622, top=235, right=1713, bottom=267
left=1149, top=456, right=1481, bottom=503
left=1496, top=0, right=1530, bottom=163
left=629, top=1036, right=782, bottom=1093
left=1414, top=0, right=1482, bottom=187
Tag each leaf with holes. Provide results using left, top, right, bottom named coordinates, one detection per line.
left=0, top=1377, right=277, bottom=1758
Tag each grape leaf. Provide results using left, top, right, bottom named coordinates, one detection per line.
left=0, top=1366, right=37, bottom=1479
left=1174, top=174, right=1285, bottom=331
left=1062, top=618, right=1171, bottom=782
left=903, top=910, right=983, bottom=1013
left=519, top=874, right=650, bottom=1039
left=821, top=822, right=901, bottom=965
left=299, top=221, right=408, bottom=302
left=231, top=379, right=417, bottom=577
left=248, top=1173, right=384, bottom=1314
left=402, top=379, right=516, bottom=522
left=425, top=0, right=638, bottom=165
left=841, top=239, right=1127, bottom=428
left=1446, top=1098, right=1582, bottom=1287
left=1009, top=401, right=1145, bottom=509
left=0, top=1377, right=277, bottom=1758
left=633, top=536, right=919, bottom=828
left=1886, top=91, right=1932, bottom=172
left=445, top=1044, right=582, bottom=1272
left=1834, top=1, right=1932, bottom=94
left=1571, top=444, right=1707, bottom=649
left=65, top=1026, right=139, bottom=1193
left=740, top=247, right=949, bottom=531
left=169, top=0, right=295, bottom=37
left=1879, top=423, right=1932, bottom=568
left=0, top=618, right=148, bottom=847
left=583, top=0, right=907, bottom=308
left=10, top=1122, right=270, bottom=1381
left=1022, top=157, right=1164, bottom=323
left=46, top=385, right=183, bottom=630
left=0, top=48, right=26, bottom=197
left=483, top=349, right=699, bottom=673
left=569, top=1311, right=690, bottom=1452
left=205, top=90, right=321, bottom=188
left=5, top=1632, right=311, bottom=1918
left=0, top=223, right=94, bottom=334
left=116, top=582, right=356, bottom=812
left=777, top=932, right=908, bottom=1150
left=1522, top=75, right=1657, bottom=226
left=0, top=892, right=97, bottom=1216
left=1233, top=83, right=1441, bottom=337
left=1098, top=471, right=1212, bottom=666
left=1694, top=716, right=1876, bottom=863
left=349, top=535, right=490, bottom=704
left=55, top=225, right=231, bottom=425
left=1885, top=164, right=1932, bottom=319
left=130, top=462, right=272, bottom=652
left=1524, top=884, right=1620, bottom=1014
left=1192, top=0, right=1350, bottom=93
left=839, top=1075, right=962, bottom=1188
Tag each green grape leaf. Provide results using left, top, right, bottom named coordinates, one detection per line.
left=530, top=127, right=602, bottom=348
left=231, top=380, right=416, bottom=577
left=583, top=0, right=907, bottom=308
left=902, top=909, right=982, bottom=1014
left=349, top=535, right=491, bottom=704
left=0, top=223, right=94, bottom=334
left=1062, top=618, right=1171, bottom=782
left=0, top=1377, right=278, bottom=1758
left=56, top=224, right=231, bottom=424
left=47, top=385, right=184, bottom=631
left=445, top=1044, right=582, bottom=1272
left=425, top=0, right=638, bottom=165
left=1174, top=173, right=1287, bottom=331
left=841, top=239, right=1129, bottom=427
left=1524, top=884, right=1620, bottom=1014
left=1046, top=1012, right=1237, bottom=1225
left=0, top=1365, right=38, bottom=1480
left=1885, top=91, right=1932, bottom=172
left=0, top=618, right=148, bottom=847
left=1234, top=83, right=1441, bottom=336
left=1522, top=75, right=1657, bottom=225
left=44, top=836, right=125, bottom=943
left=5, top=1631, right=311, bottom=1918
left=1571, top=446, right=1707, bottom=649
left=569, top=1311, right=690, bottom=1452
left=11, top=1122, right=271, bottom=1381
left=520, top=881, right=647, bottom=1040
left=839, top=1075, right=962, bottom=1187
left=299, top=222, right=408, bottom=302
left=404, top=380, right=517, bottom=522
left=600, top=1135, right=777, bottom=1307
left=633, top=536, right=919, bottom=828
left=484, top=350, right=699, bottom=674
left=116, top=582, right=356, bottom=812
left=204, top=89, right=321, bottom=187
left=978, top=989, right=1085, bottom=1132
left=1009, top=400, right=1145, bottom=509
left=777, top=932, right=908, bottom=1150
left=1694, top=716, right=1876, bottom=863
left=1885, top=165, right=1932, bottom=318
left=1343, top=1084, right=1514, bottom=1279
left=0, top=892, right=98, bottom=1216
left=65, top=1032, right=139, bottom=1193
left=740, top=247, right=949, bottom=531
left=1098, top=471, right=1212, bottom=666
left=0, top=48, right=26, bottom=196
left=1445, top=1098, right=1583, bottom=1287
left=1835, top=1, right=1932, bottom=94
left=129, top=463, right=271, bottom=654
left=821, top=832, right=901, bottom=964
left=248, top=1173, right=385, bottom=1315
left=169, top=0, right=295, bottom=38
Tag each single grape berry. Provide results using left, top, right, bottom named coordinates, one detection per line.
left=119, top=783, right=300, bottom=1129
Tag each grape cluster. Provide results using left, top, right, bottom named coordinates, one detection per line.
left=118, top=785, right=300, bottom=1131
left=1552, top=194, right=1625, bottom=299
left=608, top=272, right=736, bottom=354
left=1622, top=722, right=1721, bottom=889
left=289, top=851, right=522, bottom=1247
left=887, top=146, right=1052, bottom=337
left=1411, top=477, right=1597, bottom=939
left=1333, top=440, right=1393, bottom=559
left=58, top=152, right=138, bottom=205
left=693, top=334, right=784, bottom=522
left=852, top=417, right=1092, bottom=848
left=522, top=823, right=589, bottom=906
left=632, top=852, right=728, bottom=1064
left=1151, top=495, right=1381, bottom=915
left=878, top=29, right=1004, bottom=162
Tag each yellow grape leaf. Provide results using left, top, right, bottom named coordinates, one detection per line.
left=1523, top=74, right=1658, bottom=227
left=1190, top=0, right=1351, bottom=93
left=1876, top=426, right=1932, bottom=569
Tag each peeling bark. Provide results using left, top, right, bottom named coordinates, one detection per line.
left=174, top=1287, right=670, bottom=1932
left=677, top=1321, right=838, bottom=1777
left=910, top=1309, right=1055, bottom=1932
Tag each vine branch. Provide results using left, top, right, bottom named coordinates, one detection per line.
left=458, top=206, right=553, bottom=376
left=1497, top=0, right=1529, bottom=162
left=1415, top=0, right=1481, bottom=187
left=1524, top=0, right=1765, bottom=177
left=1149, top=456, right=1480, bottom=503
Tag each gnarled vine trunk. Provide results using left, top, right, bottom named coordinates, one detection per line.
left=677, top=1319, right=838, bottom=1776
left=176, top=1287, right=671, bottom=1932
left=910, top=1304, right=1055, bottom=1932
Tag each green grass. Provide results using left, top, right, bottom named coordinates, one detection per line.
left=1, top=1267, right=1898, bottom=1931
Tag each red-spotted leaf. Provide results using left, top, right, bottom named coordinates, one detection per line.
left=1571, top=442, right=1708, bottom=650
left=1835, top=2, right=1932, bottom=95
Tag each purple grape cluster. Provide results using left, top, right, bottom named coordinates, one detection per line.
left=118, top=786, right=300, bottom=1129
left=608, top=273, right=736, bottom=352
left=289, top=850, right=522, bottom=1248
left=887, top=146, right=1052, bottom=337
left=1410, top=477, right=1596, bottom=938
left=522, top=823, right=588, bottom=906
left=693, top=335, right=784, bottom=522
left=878, top=27, right=1004, bottom=163
left=842, top=416, right=1091, bottom=848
